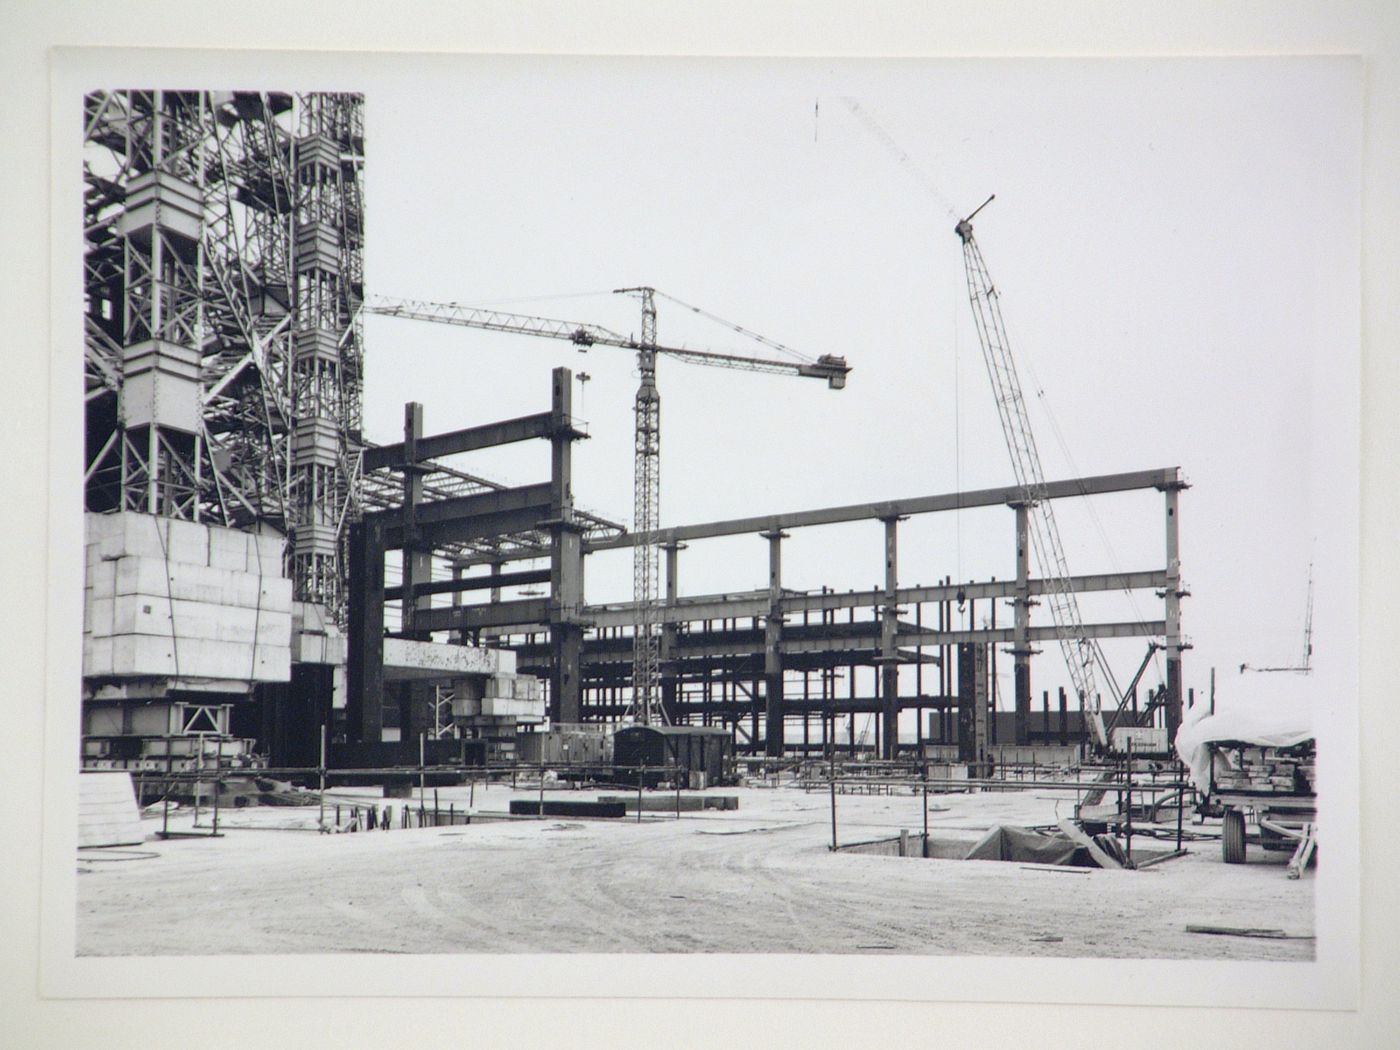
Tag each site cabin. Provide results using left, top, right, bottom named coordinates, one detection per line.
left=612, top=725, right=735, bottom=788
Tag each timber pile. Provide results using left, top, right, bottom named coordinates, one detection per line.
left=1212, top=742, right=1315, bottom=795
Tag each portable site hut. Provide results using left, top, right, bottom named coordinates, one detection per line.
left=612, top=725, right=733, bottom=787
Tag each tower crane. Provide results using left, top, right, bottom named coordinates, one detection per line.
left=365, top=293, right=850, bottom=726
left=955, top=197, right=1119, bottom=749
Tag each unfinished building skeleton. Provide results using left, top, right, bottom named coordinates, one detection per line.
left=80, top=89, right=1186, bottom=775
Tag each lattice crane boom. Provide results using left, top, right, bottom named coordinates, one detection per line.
left=955, top=204, right=1113, bottom=748
left=366, top=297, right=851, bottom=384
left=366, top=292, right=850, bottom=727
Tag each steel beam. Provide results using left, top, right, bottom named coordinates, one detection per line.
left=384, top=568, right=551, bottom=601
left=580, top=569, right=1169, bottom=629
left=763, top=531, right=787, bottom=756
left=929, top=620, right=1167, bottom=647
left=361, top=411, right=566, bottom=472
left=1012, top=501, right=1032, bottom=745
left=410, top=597, right=552, bottom=634
left=585, top=468, right=1182, bottom=552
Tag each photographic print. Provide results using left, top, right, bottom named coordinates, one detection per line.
left=49, top=49, right=1361, bottom=1007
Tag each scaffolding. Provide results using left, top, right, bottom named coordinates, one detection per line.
left=83, top=89, right=366, bottom=619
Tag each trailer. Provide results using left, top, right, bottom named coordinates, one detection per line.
left=1206, top=739, right=1317, bottom=877
left=1174, top=678, right=1316, bottom=878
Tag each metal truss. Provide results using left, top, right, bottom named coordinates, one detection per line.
left=83, top=90, right=366, bottom=619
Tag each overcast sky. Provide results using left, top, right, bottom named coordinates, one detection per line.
left=352, top=55, right=1359, bottom=714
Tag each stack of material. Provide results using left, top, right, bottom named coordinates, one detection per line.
left=1174, top=676, right=1313, bottom=790
left=1212, top=743, right=1315, bottom=795
left=77, top=771, right=144, bottom=848
left=481, top=674, right=545, bottom=719
left=84, top=512, right=292, bottom=683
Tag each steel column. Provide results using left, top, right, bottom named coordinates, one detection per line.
left=549, top=367, right=585, bottom=724
left=346, top=516, right=386, bottom=743
left=879, top=517, right=903, bottom=759
left=1162, top=482, right=1187, bottom=744
left=1011, top=501, right=1033, bottom=745
left=661, top=542, right=684, bottom=723
left=762, top=530, right=787, bottom=756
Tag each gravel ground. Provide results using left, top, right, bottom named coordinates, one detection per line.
left=76, top=781, right=1315, bottom=959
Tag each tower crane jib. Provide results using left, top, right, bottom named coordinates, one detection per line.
left=365, top=293, right=851, bottom=729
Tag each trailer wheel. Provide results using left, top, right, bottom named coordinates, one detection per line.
left=1222, top=809, right=1247, bottom=864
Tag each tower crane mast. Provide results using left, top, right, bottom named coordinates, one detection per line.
left=616, top=287, right=663, bottom=725
left=366, top=293, right=850, bottom=727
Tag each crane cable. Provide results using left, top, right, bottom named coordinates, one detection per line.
left=1005, top=306, right=1161, bottom=688
left=650, top=290, right=815, bottom=365
left=841, top=95, right=1161, bottom=692
left=838, top=97, right=959, bottom=224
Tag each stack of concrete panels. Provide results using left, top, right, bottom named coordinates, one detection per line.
left=84, top=512, right=292, bottom=683
left=479, top=673, right=545, bottom=720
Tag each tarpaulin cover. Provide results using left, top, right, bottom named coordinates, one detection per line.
left=1174, top=672, right=1315, bottom=790
left=963, top=824, right=1090, bottom=866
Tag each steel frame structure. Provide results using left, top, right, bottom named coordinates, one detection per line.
left=466, top=467, right=1187, bottom=759
left=83, top=89, right=366, bottom=617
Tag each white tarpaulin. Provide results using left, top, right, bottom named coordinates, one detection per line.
left=1174, top=673, right=1315, bottom=789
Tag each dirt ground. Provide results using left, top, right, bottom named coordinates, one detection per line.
left=76, top=779, right=1314, bottom=959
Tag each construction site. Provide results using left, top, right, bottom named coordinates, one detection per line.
left=74, top=86, right=1323, bottom=962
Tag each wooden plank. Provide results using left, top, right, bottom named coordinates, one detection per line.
left=1056, top=816, right=1123, bottom=870
left=1287, top=823, right=1317, bottom=879
left=1186, top=925, right=1314, bottom=941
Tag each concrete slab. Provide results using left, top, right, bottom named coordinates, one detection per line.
left=383, top=638, right=513, bottom=681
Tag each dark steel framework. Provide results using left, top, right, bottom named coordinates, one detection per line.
left=83, top=89, right=366, bottom=616
left=346, top=369, right=625, bottom=746
left=453, top=467, right=1188, bottom=760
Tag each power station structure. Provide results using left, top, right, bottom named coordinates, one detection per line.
left=80, top=89, right=1189, bottom=777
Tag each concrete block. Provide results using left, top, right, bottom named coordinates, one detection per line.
left=163, top=516, right=210, bottom=565
left=113, top=556, right=291, bottom=612
left=292, top=628, right=347, bottom=666
left=85, top=512, right=121, bottom=543
left=95, top=515, right=159, bottom=561
left=480, top=697, right=545, bottom=719
left=91, top=513, right=209, bottom=565
left=107, top=594, right=289, bottom=646
left=83, top=637, right=113, bottom=677
left=208, top=532, right=252, bottom=572
left=86, top=559, right=117, bottom=598
left=109, top=635, right=177, bottom=677
left=293, top=601, right=330, bottom=634
left=294, top=633, right=325, bottom=664
left=88, top=597, right=114, bottom=638
left=165, top=637, right=292, bottom=682
left=383, top=638, right=506, bottom=680
left=253, top=530, right=285, bottom=565
left=103, top=634, right=291, bottom=682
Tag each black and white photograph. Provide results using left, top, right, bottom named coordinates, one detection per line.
left=8, top=7, right=1398, bottom=1044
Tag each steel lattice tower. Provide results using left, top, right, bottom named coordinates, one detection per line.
left=83, top=90, right=365, bottom=620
